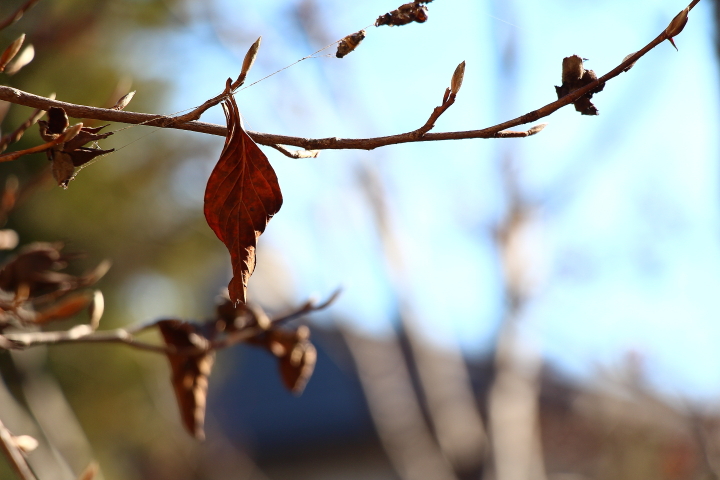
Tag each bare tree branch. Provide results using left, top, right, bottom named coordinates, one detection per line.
left=0, top=0, right=698, bottom=155
left=0, top=291, right=340, bottom=356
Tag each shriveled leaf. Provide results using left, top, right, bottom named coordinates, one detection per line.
left=157, top=320, right=215, bottom=440
left=47, top=107, right=69, bottom=134
left=34, top=292, right=93, bottom=324
left=64, top=128, right=113, bottom=153
left=204, top=96, right=282, bottom=305
left=52, top=151, right=75, bottom=187
left=554, top=55, right=604, bottom=116
left=279, top=340, right=316, bottom=394
left=376, top=2, right=428, bottom=27
left=249, top=325, right=317, bottom=394
left=0, top=34, right=24, bottom=72
left=336, top=30, right=366, bottom=58
left=4, top=44, right=34, bottom=75
left=111, top=90, right=135, bottom=110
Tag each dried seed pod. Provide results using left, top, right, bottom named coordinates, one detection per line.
left=336, top=30, right=366, bottom=58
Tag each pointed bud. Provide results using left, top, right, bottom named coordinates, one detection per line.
left=665, top=7, right=689, bottom=50
left=4, top=44, right=34, bottom=75
left=88, top=290, right=104, bottom=330
left=232, top=37, right=262, bottom=90
left=450, top=61, right=465, bottom=95
left=0, top=34, right=25, bottom=72
left=111, top=90, right=135, bottom=110
left=526, top=123, right=548, bottom=136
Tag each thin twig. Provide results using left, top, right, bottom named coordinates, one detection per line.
left=268, top=144, right=319, bottom=158
left=1, top=290, right=341, bottom=356
left=0, top=96, right=52, bottom=153
left=0, top=417, right=37, bottom=480
left=0, top=0, right=697, bottom=153
left=0, top=0, right=42, bottom=31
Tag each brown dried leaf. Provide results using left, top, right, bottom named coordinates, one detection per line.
left=46, top=107, right=69, bottom=134
left=336, top=30, right=366, bottom=58
left=204, top=96, right=282, bottom=305
left=554, top=55, right=604, bottom=116
left=250, top=325, right=317, bottom=394
left=0, top=34, right=24, bottom=72
left=376, top=2, right=428, bottom=27
left=157, top=320, right=215, bottom=440
left=52, top=151, right=75, bottom=187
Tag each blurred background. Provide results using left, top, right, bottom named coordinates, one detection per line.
left=1, top=0, right=719, bottom=479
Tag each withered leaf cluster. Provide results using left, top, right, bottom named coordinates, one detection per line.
left=0, top=242, right=108, bottom=332
left=156, top=295, right=318, bottom=439
left=38, top=107, right=114, bottom=187
left=554, top=55, right=605, bottom=116
left=336, top=30, right=366, bottom=58
left=375, top=1, right=432, bottom=27
left=203, top=96, right=282, bottom=305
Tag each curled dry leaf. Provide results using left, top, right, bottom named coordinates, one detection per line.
left=38, top=107, right=114, bottom=187
left=249, top=325, right=317, bottom=394
left=204, top=96, right=282, bottom=305
left=0, top=34, right=24, bottom=72
left=336, top=30, right=366, bottom=58
left=4, top=44, right=34, bottom=75
left=554, top=55, right=604, bottom=116
left=376, top=2, right=429, bottom=27
left=157, top=320, right=215, bottom=440
left=450, top=61, right=465, bottom=95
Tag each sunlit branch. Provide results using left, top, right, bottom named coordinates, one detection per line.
left=0, top=291, right=340, bottom=356
left=0, top=0, right=698, bottom=155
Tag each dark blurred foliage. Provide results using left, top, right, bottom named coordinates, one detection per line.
left=0, top=1, right=231, bottom=478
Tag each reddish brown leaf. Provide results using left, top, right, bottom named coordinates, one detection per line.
left=34, top=292, right=92, bottom=324
left=204, top=96, right=282, bottom=305
left=157, top=320, right=215, bottom=440
left=249, top=325, right=317, bottom=394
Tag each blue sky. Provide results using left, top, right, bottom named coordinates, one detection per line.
left=119, top=0, right=720, bottom=401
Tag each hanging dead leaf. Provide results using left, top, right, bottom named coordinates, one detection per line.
left=336, top=30, right=366, bottom=58
left=249, top=325, right=317, bottom=394
left=157, top=320, right=215, bottom=440
left=375, top=2, right=429, bottom=27
left=554, top=55, right=604, bottom=116
left=204, top=96, right=282, bottom=305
